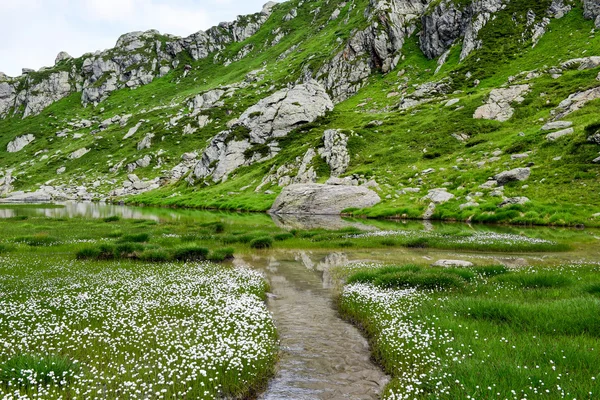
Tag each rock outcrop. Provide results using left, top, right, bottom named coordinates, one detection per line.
left=193, top=81, right=333, bottom=182
left=494, top=168, right=531, bottom=185
left=317, top=0, right=430, bottom=102
left=473, top=85, right=530, bottom=122
left=319, top=129, right=350, bottom=177
left=553, top=87, right=600, bottom=120
left=7, top=134, right=35, bottom=153
left=270, top=183, right=381, bottom=215
left=584, top=0, right=600, bottom=27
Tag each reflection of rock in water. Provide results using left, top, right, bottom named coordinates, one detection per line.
left=270, top=213, right=378, bottom=231
left=293, top=251, right=350, bottom=289
left=0, top=210, right=16, bottom=218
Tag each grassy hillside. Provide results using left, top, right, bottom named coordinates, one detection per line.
left=1, top=0, right=599, bottom=226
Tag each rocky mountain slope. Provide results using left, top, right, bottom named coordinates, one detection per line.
left=1, top=0, right=600, bottom=226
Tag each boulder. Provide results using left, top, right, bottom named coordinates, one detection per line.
left=583, top=0, right=600, bottom=27
left=546, top=128, right=574, bottom=141
left=70, top=148, right=90, bottom=159
left=541, top=121, right=572, bottom=131
left=473, top=85, right=530, bottom=122
left=7, top=134, right=35, bottom=153
left=270, top=184, right=381, bottom=215
left=422, top=188, right=455, bottom=204
left=137, top=133, right=154, bottom=150
left=193, top=81, right=333, bottom=182
left=499, top=197, right=530, bottom=208
left=432, top=260, right=474, bottom=268
left=494, top=168, right=531, bottom=185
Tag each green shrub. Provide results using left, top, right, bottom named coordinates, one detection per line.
left=249, top=237, right=273, bottom=249
left=405, top=237, right=429, bottom=248
left=173, top=246, right=209, bottom=261
left=0, top=354, right=78, bottom=388
left=585, top=283, right=600, bottom=296
left=114, top=242, right=144, bottom=258
left=103, top=215, right=121, bottom=223
left=374, top=271, right=465, bottom=290
left=273, top=233, right=294, bottom=241
left=118, top=233, right=150, bottom=243
left=76, top=247, right=102, bottom=260
left=107, top=230, right=123, bottom=238
left=208, top=248, right=235, bottom=262
left=139, top=249, right=170, bottom=262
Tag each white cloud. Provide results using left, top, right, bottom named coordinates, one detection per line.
left=0, top=0, right=272, bottom=77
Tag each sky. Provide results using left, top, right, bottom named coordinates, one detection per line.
left=0, top=0, right=272, bottom=77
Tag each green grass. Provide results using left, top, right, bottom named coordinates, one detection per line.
left=0, top=354, right=79, bottom=389
left=339, top=263, right=600, bottom=399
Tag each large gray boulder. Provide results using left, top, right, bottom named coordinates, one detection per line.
left=494, top=168, right=531, bottom=185
left=7, top=134, right=35, bottom=152
left=270, top=184, right=381, bottom=215
left=473, top=85, right=530, bottom=122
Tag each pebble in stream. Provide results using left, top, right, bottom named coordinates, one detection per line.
left=238, top=254, right=390, bottom=400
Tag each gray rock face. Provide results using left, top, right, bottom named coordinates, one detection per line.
left=7, top=134, right=35, bottom=152
left=421, top=0, right=505, bottom=61
left=270, top=184, right=381, bottom=215
left=55, top=51, right=72, bottom=65
left=16, top=71, right=73, bottom=118
left=317, top=0, right=429, bottom=102
left=583, top=0, right=600, bottom=27
left=546, top=128, right=574, bottom=141
left=193, top=81, right=333, bottom=182
left=239, top=81, right=333, bottom=142
left=554, top=87, right=600, bottom=120
left=319, top=129, right=350, bottom=177
left=541, top=121, right=572, bottom=131
left=494, top=168, right=531, bottom=185
left=473, top=85, right=530, bottom=122
left=0, top=81, right=16, bottom=116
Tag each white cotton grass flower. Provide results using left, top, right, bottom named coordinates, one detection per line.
left=0, top=258, right=277, bottom=399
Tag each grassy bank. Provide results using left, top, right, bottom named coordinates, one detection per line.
left=338, top=263, right=600, bottom=399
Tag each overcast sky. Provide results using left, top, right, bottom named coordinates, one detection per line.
left=0, top=0, right=272, bottom=77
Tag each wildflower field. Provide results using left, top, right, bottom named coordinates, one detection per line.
left=339, top=263, right=600, bottom=399
left=0, top=213, right=279, bottom=400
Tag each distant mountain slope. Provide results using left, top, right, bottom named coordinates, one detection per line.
left=1, top=0, right=599, bottom=226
